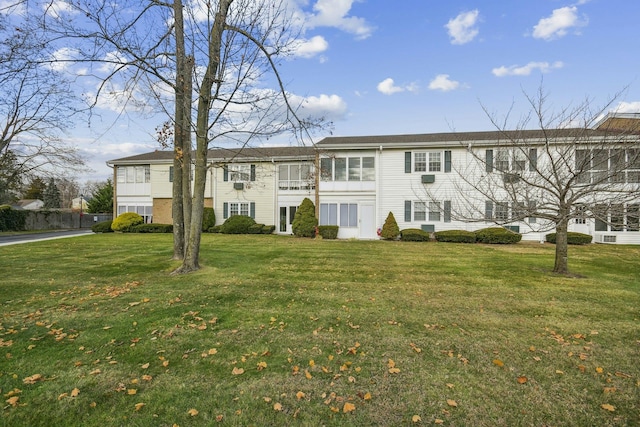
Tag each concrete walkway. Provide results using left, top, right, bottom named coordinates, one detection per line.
left=0, top=229, right=94, bottom=246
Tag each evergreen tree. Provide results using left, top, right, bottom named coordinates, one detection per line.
left=23, top=177, right=46, bottom=200
left=292, top=197, right=317, bottom=237
left=380, top=211, right=400, bottom=240
left=43, top=178, right=62, bottom=209
left=86, top=179, right=114, bottom=213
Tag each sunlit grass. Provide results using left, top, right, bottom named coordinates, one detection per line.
left=1, top=234, right=638, bottom=426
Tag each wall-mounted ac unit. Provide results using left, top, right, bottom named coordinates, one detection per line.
left=233, top=182, right=244, bottom=190
left=421, top=175, right=435, bottom=184
left=503, top=173, right=520, bottom=184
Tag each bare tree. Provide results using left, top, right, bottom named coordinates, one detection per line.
left=41, top=0, right=326, bottom=273
left=0, top=13, right=84, bottom=189
left=449, top=89, right=640, bottom=274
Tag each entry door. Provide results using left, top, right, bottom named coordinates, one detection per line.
left=279, top=206, right=297, bottom=234
left=360, top=203, right=376, bottom=239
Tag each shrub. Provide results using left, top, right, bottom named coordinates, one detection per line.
left=546, top=232, right=592, bottom=245
left=91, top=220, right=114, bottom=233
left=0, top=205, right=27, bottom=232
left=292, top=198, right=317, bottom=237
left=202, top=207, right=215, bottom=231
left=111, top=212, right=144, bottom=232
left=475, top=227, right=522, bottom=244
left=435, top=229, right=476, bottom=243
left=220, top=215, right=256, bottom=234
left=131, top=223, right=173, bottom=233
left=208, top=225, right=222, bottom=233
left=400, top=228, right=431, bottom=242
left=318, top=225, right=339, bottom=239
left=380, top=211, right=400, bottom=240
left=262, top=225, right=276, bottom=234
left=248, top=223, right=265, bottom=234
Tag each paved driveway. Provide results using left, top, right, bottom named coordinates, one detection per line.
left=0, top=230, right=94, bottom=246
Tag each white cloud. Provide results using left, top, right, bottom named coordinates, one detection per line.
left=300, top=94, right=348, bottom=121
left=428, top=74, right=461, bottom=92
left=532, top=6, right=587, bottom=40
left=613, top=101, right=640, bottom=113
left=307, top=0, right=375, bottom=40
left=445, top=10, right=480, bottom=45
left=292, top=35, right=329, bottom=58
left=43, top=0, right=78, bottom=19
left=49, top=47, right=81, bottom=72
left=492, top=61, right=564, bottom=77
left=376, top=78, right=419, bottom=95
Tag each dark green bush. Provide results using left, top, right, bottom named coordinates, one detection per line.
left=475, top=227, right=522, bottom=244
left=208, top=225, right=222, bottom=233
left=262, top=225, right=276, bottom=234
left=546, top=232, right=592, bottom=245
left=220, top=215, right=256, bottom=234
left=248, top=223, right=265, bottom=234
left=91, top=220, right=114, bottom=233
left=434, top=230, right=476, bottom=243
left=400, top=228, right=431, bottom=242
left=292, top=198, right=317, bottom=237
left=318, top=225, right=339, bottom=239
left=380, top=211, right=400, bottom=240
left=131, top=223, right=173, bottom=233
left=202, top=207, right=216, bottom=231
left=111, top=212, right=144, bottom=232
left=0, top=205, right=27, bottom=231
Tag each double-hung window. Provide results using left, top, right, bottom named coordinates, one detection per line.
left=414, top=153, right=427, bottom=172
left=428, top=153, right=441, bottom=172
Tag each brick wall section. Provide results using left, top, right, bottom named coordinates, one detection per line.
left=152, top=198, right=213, bottom=224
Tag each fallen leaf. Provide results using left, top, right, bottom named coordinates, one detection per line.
left=6, top=396, right=19, bottom=407
left=363, top=392, right=372, bottom=400
left=435, top=419, right=444, bottom=424
left=208, top=348, right=218, bottom=355
left=142, top=374, right=152, bottom=381
left=296, top=391, right=305, bottom=400
left=305, top=370, right=312, bottom=379
left=273, top=402, right=283, bottom=411
left=23, top=374, right=43, bottom=384
left=134, top=402, right=145, bottom=411
left=71, top=388, right=80, bottom=397
left=601, top=403, right=615, bottom=412
left=492, top=359, right=504, bottom=367
left=141, top=363, right=150, bottom=369
left=447, top=399, right=458, bottom=407
left=188, top=408, right=199, bottom=416
left=232, top=367, right=245, bottom=375
left=517, top=376, right=528, bottom=384
left=127, top=389, right=137, bottom=395
left=89, top=369, right=101, bottom=375
left=343, top=402, right=356, bottom=413
left=388, top=367, right=400, bottom=374
left=257, top=361, right=267, bottom=371
left=58, top=393, right=69, bottom=400
left=412, top=415, right=421, bottom=423
left=596, top=367, right=604, bottom=374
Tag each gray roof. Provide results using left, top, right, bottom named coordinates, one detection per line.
left=107, top=146, right=316, bottom=165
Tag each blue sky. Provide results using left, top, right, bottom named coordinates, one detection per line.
left=12, top=0, right=640, bottom=183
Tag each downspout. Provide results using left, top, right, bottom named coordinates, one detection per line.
left=108, top=163, right=116, bottom=220
left=376, top=145, right=383, bottom=235
left=272, top=158, right=277, bottom=231
left=314, top=149, right=320, bottom=219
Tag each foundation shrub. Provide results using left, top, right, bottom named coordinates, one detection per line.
left=220, top=215, right=256, bottom=234
left=131, top=223, right=173, bottom=233
left=248, top=223, right=265, bottom=234
left=91, top=220, right=114, bottom=233
left=546, top=232, right=592, bottom=245
left=380, top=211, right=400, bottom=240
left=475, top=227, right=522, bottom=244
left=400, top=228, right=431, bottom=242
left=434, top=229, right=476, bottom=243
left=111, top=212, right=144, bottom=232
left=262, top=225, right=276, bottom=234
left=292, top=198, right=317, bottom=237
left=318, top=225, right=339, bottom=239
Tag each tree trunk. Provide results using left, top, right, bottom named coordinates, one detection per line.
left=171, top=0, right=186, bottom=260
left=181, top=56, right=194, bottom=249
left=175, top=0, right=233, bottom=274
left=553, top=215, right=570, bottom=275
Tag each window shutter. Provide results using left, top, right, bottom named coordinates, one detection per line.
left=223, top=167, right=228, bottom=182
left=485, top=150, right=493, bottom=172
left=223, top=202, right=229, bottom=219
left=529, top=148, right=537, bottom=171
left=444, top=151, right=451, bottom=172
left=169, top=166, right=174, bottom=182
left=250, top=164, right=256, bottom=181
left=404, top=201, right=412, bottom=222
left=405, top=152, right=411, bottom=173
left=444, top=200, right=451, bottom=222
left=250, top=202, right=256, bottom=219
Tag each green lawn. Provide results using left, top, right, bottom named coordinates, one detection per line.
left=1, top=234, right=638, bottom=426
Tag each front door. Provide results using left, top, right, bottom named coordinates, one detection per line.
left=360, top=203, right=376, bottom=239
left=279, top=206, right=297, bottom=234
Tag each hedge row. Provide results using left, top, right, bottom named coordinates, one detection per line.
left=0, top=205, right=27, bottom=232
left=545, top=232, right=592, bottom=245
left=398, top=227, right=523, bottom=244
left=318, top=225, right=339, bottom=239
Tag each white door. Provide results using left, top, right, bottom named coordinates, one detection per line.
left=360, top=203, right=376, bottom=239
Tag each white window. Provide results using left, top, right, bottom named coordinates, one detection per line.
left=362, top=157, right=375, bottom=181
left=429, top=153, right=441, bottom=172
left=429, top=202, right=441, bottom=221
left=414, top=152, right=427, bottom=172
left=229, top=164, right=250, bottom=182
left=229, top=202, right=250, bottom=217
left=340, top=203, right=358, bottom=227
left=335, top=158, right=347, bottom=181
left=495, top=202, right=509, bottom=220
left=117, top=166, right=150, bottom=184
left=414, top=202, right=426, bottom=221
left=320, top=158, right=333, bottom=181
left=279, top=164, right=314, bottom=190
left=496, top=150, right=509, bottom=172
left=320, top=203, right=338, bottom=225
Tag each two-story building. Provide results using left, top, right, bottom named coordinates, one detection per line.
left=107, top=113, right=640, bottom=244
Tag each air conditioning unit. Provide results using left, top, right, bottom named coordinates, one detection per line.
left=503, top=173, right=520, bottom=184
left=233, top=182, right=244, bottom=190
left=421, top=174, right=435, bottom=184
